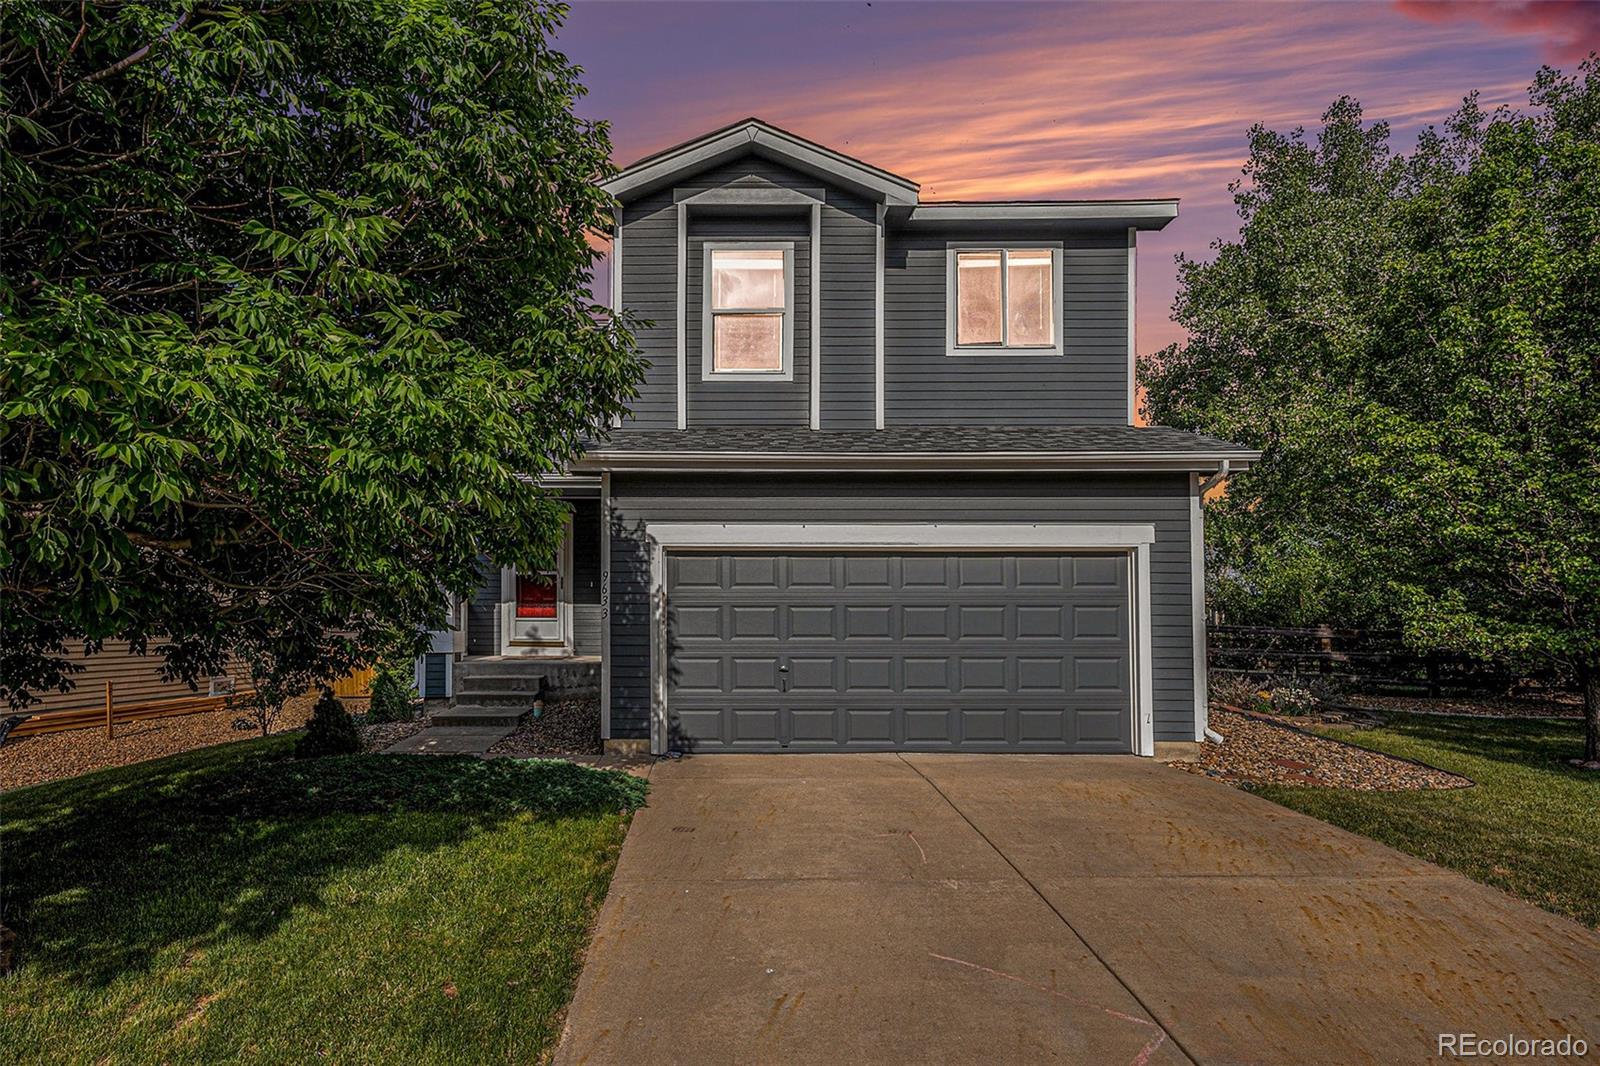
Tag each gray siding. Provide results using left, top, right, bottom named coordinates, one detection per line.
left=817, top=187, right=877, bottom=429
left=686, top=215, right=809, bottom=426
left=606, top=473, right=1196, bottom=742
left=571, top=498, right=604, bottom=656
left=617, top=157, right=879, bottom=430
left=466, top=557, right=502, bottom=655
left=884, top=231, right=1129, bottom=425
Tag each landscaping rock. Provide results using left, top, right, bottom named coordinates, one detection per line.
left=1171, top=709, right=1470, bottom=791
left=487, top=694, right=601, bottom=757
left=0, top=693, right=321, bottom=792
left=359, top=718, right=427, bottom=752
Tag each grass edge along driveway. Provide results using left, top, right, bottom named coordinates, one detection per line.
left=1250, top=713, right=1600, bottom=929
left=0, top=737, right=647, bottom=1064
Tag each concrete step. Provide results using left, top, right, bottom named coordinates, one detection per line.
left=448, top=691, right=538, bottom=709
left=430, top=704, right=527, bottom=728
left=382, top=725, right=513, bottom=755
left=455, top=675, right=548, bottom=694
left=453, top=659, right=600, bottom=692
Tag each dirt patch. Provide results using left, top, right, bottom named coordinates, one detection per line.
left=1170, top=709, right=1470, bottom=790
left=0, top=692, right=334, bottom=793
left=487, top=693, right=601, bottom=757
left=1335, top=692, right=1582, bottom=719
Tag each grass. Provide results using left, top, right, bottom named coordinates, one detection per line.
left=0, top=737, right=648, bottom=1064
left=1248, top=713, right=1600, bottom=929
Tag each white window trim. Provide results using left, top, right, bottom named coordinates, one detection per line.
left=643, top=522, right=1157, bottom=758
left=701, top=240, right=796, bottom=381
left=945, top=241, right=1065, bottom=358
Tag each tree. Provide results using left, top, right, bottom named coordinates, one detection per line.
left=1143, top=62, right=1600, bottom=765
left=296, top=687, right=361, bottom=758
left=1, top=2, right=640, bottom=706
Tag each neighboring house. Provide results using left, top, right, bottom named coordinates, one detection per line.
left=423, top=118, right=1258, bottom=757
left=21, top=640, right=249, bottom=714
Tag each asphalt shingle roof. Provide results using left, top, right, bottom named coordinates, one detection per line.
left=585, top=425, right=1254, bottom=457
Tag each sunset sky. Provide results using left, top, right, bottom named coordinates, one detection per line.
left=559, top=0, right=1598, bottom=355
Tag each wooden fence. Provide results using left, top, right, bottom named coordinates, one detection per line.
left=1208, top=625, right=1538, bottom=695
left=330, top=666, right=376, bottom=698
left=7, top=682, right=255, bottom=739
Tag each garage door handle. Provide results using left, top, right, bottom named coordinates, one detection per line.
left=779, top=663, right=788, bottom=692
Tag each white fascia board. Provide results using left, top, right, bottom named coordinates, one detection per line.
left=603, top=122, right=918, bottom=206
left=908, top=201, right=1179, bottom=229
left=575, top=451, right=1259, bottom=473
left=645, top=521, right=1157, bottom=549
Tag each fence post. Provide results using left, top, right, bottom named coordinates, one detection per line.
left=105, top=680, right=114, bottom=739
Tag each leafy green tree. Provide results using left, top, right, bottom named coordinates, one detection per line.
left=1, top=2, right=639, bottom=706
left=1144, top=63, right=1600, bottom=765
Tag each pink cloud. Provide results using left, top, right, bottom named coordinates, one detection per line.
left=1394, top=1, right=1600, bottom=61
left=579, top=2, right=1554, bottom=358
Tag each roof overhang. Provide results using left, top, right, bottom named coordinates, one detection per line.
left=898, top=200, right=1180, bottom=231
left=603, top=118, right=920, bottom=207
left=573, top=450, right=1257, bottom=474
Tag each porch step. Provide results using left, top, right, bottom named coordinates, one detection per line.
left=449, top=690, right=539, bottom=710
left=455, top=675, right=548, bottom=694
left=430, top=704, right=528, bottom=728
left=453, top=657, right=601, bottom=694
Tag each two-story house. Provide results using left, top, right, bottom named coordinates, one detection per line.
left=422, top=119, right=1257, bottom=758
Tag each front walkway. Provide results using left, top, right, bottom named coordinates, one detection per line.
left=554, top=755, right=1600, bottom=1064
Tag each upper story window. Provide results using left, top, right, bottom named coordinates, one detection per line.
left=946, top=244, right=1064, bottom=357
left=703, top=242, right=795, bottom=379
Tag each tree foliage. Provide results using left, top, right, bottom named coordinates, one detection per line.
left=1, top=1, right=639, bottom=705
left=1143, top=62, right=1600, bottom=760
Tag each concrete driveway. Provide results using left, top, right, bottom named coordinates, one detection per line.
left=554, top=755, right=1600, bottom=1065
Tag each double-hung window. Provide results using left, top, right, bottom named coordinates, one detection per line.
left=946, top=244, right=1064, bottom=356
left=702, top=242, right=795, bottom=379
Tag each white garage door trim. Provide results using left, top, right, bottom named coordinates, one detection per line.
left=645, top=522, right=1158, bottom=757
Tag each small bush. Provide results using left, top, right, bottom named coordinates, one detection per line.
left=365, top=668, right=416, bottom=723
left=296, top=688, right=362, bottom=758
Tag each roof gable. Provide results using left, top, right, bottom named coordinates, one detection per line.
left=602, top=118, right=920, bottom=207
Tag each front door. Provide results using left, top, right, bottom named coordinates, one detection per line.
left=501, top=522, right=573, bottom=653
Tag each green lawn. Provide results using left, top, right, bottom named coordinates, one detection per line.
left=1249, top=713, right=1600, bottom=929
left=0, top=738, right=648, bottom=1064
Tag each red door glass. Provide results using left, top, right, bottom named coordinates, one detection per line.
left=515, top=573, right=558, bottom=618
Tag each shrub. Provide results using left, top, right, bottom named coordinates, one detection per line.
left=365, top=668, right=416, bottom=724
left=296, top=688, right=362, bottom=758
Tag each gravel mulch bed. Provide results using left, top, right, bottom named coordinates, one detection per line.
left=1334, top=692, right=1583, bottom=719
left=487, top=693, right=601, bottom=757
left=1170, top=709, right=1471, bottom=791
left=358, top=718, right=428, bottom=752
left=0, top=693, right=319, bottom=793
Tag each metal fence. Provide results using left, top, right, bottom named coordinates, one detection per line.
left=1207, top=625, right=1546, bottom=696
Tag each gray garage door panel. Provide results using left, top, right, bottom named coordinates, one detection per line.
left=666, top=552, right=1132, bottom=753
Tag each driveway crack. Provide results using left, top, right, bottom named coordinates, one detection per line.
left=896, top=754, right=1195, bottom=1065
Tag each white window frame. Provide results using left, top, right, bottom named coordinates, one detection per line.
left=945, top=241, right=1065, bottom=358
left=701, top=240, right=796, bottom=381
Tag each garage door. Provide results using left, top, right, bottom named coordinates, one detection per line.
left=665, top=551, right=1132, bottom=752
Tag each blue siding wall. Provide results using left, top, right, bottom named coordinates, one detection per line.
left=618, top=156, right=878, bottom=430
left=884, top=231, right=1130, bottom=425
